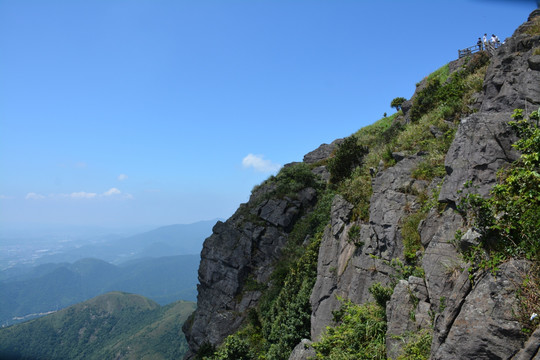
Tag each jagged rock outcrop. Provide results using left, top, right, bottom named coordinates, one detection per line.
left=431, top=259, right=529, bottom=359
left=183, top=160, right=323, bottom=359
left=304, top=10, right=540, bottom=360
left=310, top=155, right=428, bottom=341
left=184, top=11, right=540, bottom=360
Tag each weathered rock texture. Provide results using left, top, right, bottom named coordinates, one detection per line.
left=182, top=160, right=322, bottom=358
left=184, top=11, right=540, bottom=360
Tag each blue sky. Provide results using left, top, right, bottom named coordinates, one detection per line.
left=0, top=0, right=536, bottom=230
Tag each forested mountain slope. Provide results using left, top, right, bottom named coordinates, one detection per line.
left=0, top=292, right=195, bottom=360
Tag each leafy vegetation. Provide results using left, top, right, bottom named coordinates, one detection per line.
left=311, top=299, right=387, bottom=359
left=391, top=97, right=407, bottom=111
left=327, top=136, right=369, bottom=184
left=525, top=16, right=540, bottom=36
left=410, top=53, right=489, bottom=123
left=395, top=329, right=433, bottom=360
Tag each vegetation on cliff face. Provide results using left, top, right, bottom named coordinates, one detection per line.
left=458, top=108, right=540, bottom=332
left=312, top=300, right=387, bottom=359
left=195, top=162, right=334, bottom=360
left=196, top=51, right=497, bottom=360
left=196, top=52, right=493, bottom=360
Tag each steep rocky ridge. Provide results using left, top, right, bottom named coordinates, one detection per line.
left=183, top=162, right=327, bottom=358
left=184, top=11, right=540, bottom=360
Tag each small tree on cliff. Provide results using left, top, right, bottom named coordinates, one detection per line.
left=390, top=97, right=407, bottom=112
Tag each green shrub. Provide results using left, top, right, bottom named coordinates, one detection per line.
left=312, top=300, right=387, bottom=359
left=347, top=225, right=362, bottom=245
left=327, top=136, right=369, bottom=184
left=262, top=234, right=323, bottom=359
left=274, top=162, right=322, bottom=199
left=396, top=329, right=433, bottom=360
left=401, top=211, right=426, bottom=263
left=410, top=79, right=441, bottom=122
left=369, top=283, right=393, bottom=309
left=525, top=16, right=540, bottom=36
left=212, top=335, right=254, bottom=360
left=338, top=167, right=372, bottom=222
left=409, top=53, right=489, bottom=123
left=195, top=342, right=216, bottom=359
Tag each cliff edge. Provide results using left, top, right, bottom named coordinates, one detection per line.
left=184, top=10, right=540, bottom=360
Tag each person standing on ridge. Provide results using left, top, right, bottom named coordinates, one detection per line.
left=477, top=37, right=483, bottom=51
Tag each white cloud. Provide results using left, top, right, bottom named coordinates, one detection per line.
left=25, top=192, right=46, bottom=200
left=103, top=188, right=121, bottom=196
left=242, top=154, right=281, bottom=173
left=0, top=194, right=13, bottom=199
left=69, top=191, right=97, bottom=199
left=28, top=188, right=133, bottom=200
left=118, top=174, right=128, bottom=181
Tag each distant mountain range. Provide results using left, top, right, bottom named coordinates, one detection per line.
left=0, top=255, right=200, bottom=326
left=0, top=292, right=196, bottom=360
left=31, top=220, right=219, bottom=265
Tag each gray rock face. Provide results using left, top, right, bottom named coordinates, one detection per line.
left=303, top=139, right=343, bottom=164
left=438, top=112, right=519, bottom=203
left=512, top=327, right=540, bottom=360
left=182, top=181, right=318, bottom=358
left=288, top=339, right=316, bottom=360
left=432, top=259, right=530, bottom=360
left=310, top=156, right=426, bottom=340
left=386, top=277, right=431, bottom=359
left=420, top=207, right=464, bottom=307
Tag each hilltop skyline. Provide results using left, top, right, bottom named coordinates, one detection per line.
left=0, top=0, right=535, bottom=231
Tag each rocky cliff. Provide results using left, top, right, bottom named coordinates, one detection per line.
left=184, top=11, right=540, bottom=360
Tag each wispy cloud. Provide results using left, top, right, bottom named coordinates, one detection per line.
left=118, top=174, right=128, bottom=181
left=103, top=188, right=121, bottom=196
left=67, top=191, right=98, bottom=199
left=0, top=194, right=13, bottom=199
left=25, top=192, right=46, bottom=200
left=25, top=188, right=133, bottom=200
left=242, top=154, right=281, bottom=173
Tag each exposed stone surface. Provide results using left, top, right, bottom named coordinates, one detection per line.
left=386, top=276, right=432, bottom=359
left=512, top=327, right=540, bottom=360
left=288, top=339, right=316, bottom=360
left=303, top=139, right=343, bottom=164
left=432, top=259, right=530, bottom=360
left=310, top=156, right=425, bottom=340
left=459, top=228, right=482, bottom=252
left=182, top=180, right=318, bottom=359
left=438, top=111, right=519, bottom=203
left=421, top=207, right=464, bottom=307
